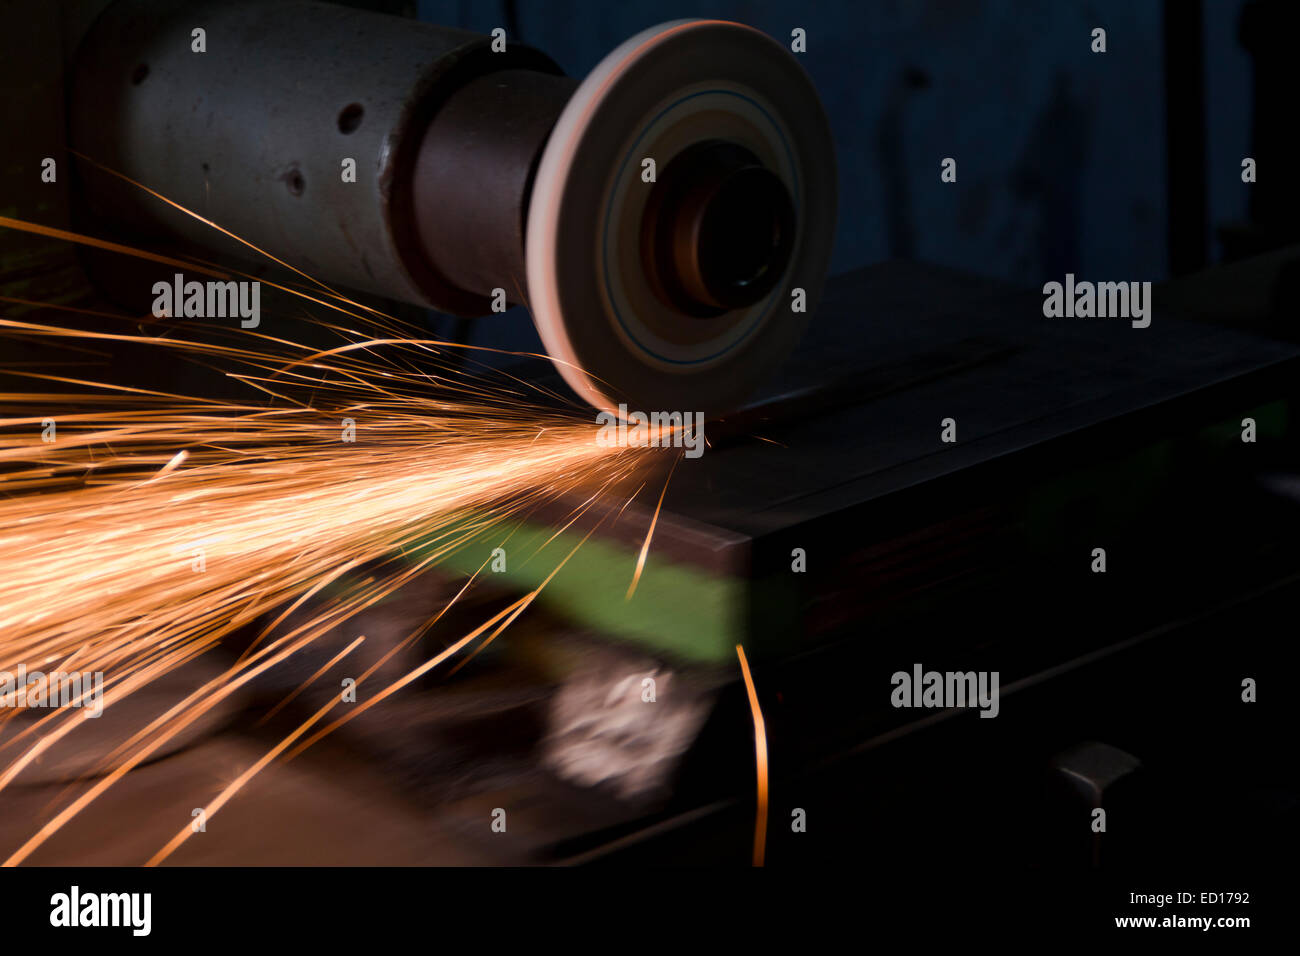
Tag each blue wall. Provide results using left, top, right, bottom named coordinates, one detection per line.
left=416, top=0, right=1252, bottom=351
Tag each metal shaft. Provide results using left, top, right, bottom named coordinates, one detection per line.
left=70, top=0, right=569, bottom=314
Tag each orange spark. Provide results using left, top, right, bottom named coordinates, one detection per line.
left=736, top=643, right=768, bottom=867
left=625, top=452, right=679, bottom=600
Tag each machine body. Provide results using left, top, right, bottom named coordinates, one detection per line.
left=70, top=1, right=837, bottom=414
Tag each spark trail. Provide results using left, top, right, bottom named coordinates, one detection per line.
left=0, top=193, right=663, bottom=863
left=0, top=331, right=649, bottom=862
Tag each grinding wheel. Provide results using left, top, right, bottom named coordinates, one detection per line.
left=526, top=20, right=837, bottom=417
left=71, top=6, right=835, bottom=415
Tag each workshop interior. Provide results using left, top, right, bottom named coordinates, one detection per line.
left=0, top=0, right=1296, bottom=888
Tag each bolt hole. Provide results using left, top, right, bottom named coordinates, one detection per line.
left=337, top=103, right=364, bottom=135
left=131, top=63, right=149, bottom=85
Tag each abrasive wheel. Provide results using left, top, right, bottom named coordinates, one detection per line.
left=526, top=20, right=837, bottom=417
